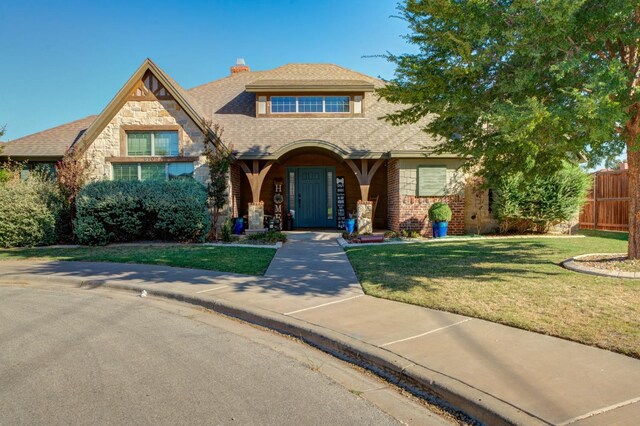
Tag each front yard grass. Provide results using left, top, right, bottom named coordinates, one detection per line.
left=345, top=231, right=640, bottom=358
left=0, top=245, right=276, bottom=275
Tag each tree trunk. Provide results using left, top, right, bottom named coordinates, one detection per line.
left=627, top=109, right=640, bottom=259
left=628, top=147, right=640, bottom=258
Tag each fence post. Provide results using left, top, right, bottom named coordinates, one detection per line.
left=593, top=173, right=598, bottom=229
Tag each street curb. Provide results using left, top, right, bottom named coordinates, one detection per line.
left=0, top=274, right=545, bottom=426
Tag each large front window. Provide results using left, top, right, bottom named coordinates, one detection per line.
left=270, top=96, right=350, bottom=114
left=112, top=162, right=194, bottom=181
left=126, top=131, right=178, bottom=156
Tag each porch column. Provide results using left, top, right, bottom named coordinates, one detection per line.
left=346, top=158, right=384, bottom=233
left=239, top=160, right=273, bottom=230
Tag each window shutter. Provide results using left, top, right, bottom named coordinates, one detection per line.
left=417, top=166, right=447, bottom=196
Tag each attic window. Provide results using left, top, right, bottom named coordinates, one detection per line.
left=271, top=96, right=350, bottom=114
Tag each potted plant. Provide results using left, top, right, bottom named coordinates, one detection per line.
left=428, top=202, right=452, bottom=238
left=345, top=210, right=356, bottom=234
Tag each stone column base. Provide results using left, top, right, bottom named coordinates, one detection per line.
left=357, top=200, right=373, bottom=234
left=248, top=202, right=265, bottom=230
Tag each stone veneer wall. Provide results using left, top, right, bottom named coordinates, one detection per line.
left=388, top=158, right=466, bottom=236
left=83, top=99, right=207, bottom=183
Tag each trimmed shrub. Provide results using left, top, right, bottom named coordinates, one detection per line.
left=140, top=180, right=211, bottom=242
left=75, top=180, right=210, bottom=245
left=428, top=202, right=452, bottom=223
left=491, top=163, right=591, bottom=233
left=0, top=174, right=64, bottom=247
left=246, top=230, right=288, bottom=243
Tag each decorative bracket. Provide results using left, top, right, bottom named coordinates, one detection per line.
left=238, top=160, right=274, bottom=203
left=344, top=158, right=385, bottom=201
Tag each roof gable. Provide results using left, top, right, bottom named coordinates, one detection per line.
left=76, top=59, right=208, bottom=153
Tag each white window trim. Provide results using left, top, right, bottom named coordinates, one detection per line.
left=270, top=96, right=350, bottom=114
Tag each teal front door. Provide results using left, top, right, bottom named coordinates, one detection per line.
left=288, top=167, right=336, bottom=228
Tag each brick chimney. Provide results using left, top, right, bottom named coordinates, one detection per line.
left=231, top=58, right=250, bottom=75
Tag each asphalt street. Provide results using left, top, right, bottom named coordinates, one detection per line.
left=0, top=286, right=410, bottom=426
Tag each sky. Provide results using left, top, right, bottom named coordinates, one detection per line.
left=0, top=0, right=415, bottom=141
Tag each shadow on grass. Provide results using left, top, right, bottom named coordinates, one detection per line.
left=346, top=239, right=565, bottom=293
left=577, top=229, right=628, bottom=242
left=0, top=245, right=275, bottom=276
left=0, top=233, right=359, bottom=298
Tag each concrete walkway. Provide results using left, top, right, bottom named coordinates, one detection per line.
left=1, top=231, right=639, bottom=425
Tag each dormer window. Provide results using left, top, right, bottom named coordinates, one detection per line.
left=246, top=79, right=373, bottom=118
left=271, top=96, right=350, bottom=114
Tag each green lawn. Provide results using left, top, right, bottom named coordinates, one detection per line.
left=345, top=231, right=640, bottom=358
left=0, top=245, right=276, bottom=276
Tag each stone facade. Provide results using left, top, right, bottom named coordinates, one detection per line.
left=464, top=184, right=499, bottom=235
left=83, top=99, right=207, bottom=183
left=248, top=201, right=265, bottom=230
left=356, top=200, right=373, bottom=234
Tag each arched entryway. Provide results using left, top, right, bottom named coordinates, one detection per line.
left=233, top=141, right=387, bottom=231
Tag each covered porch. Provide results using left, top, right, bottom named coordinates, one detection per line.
left=230, top=142, right=387, bottom=232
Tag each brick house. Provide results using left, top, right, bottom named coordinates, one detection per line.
left=1, top=59, right=488, bottom=236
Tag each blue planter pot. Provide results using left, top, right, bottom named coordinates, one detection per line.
left=432, top=221, right=449, bottom=238
left=233, top=218, right=244, bottom=235
left=345, top=218, right=356, bottom=234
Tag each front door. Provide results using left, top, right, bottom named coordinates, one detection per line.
left=288, top=167, right=336, bottom=228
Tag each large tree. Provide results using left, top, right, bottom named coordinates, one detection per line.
left=380, top=1, right=640, bottom=256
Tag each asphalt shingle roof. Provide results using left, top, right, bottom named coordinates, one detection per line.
left=187, top=63, right=438, bottom=157
left=1, top=63, right=440, bottom=159
left=0, top=115, right=97, bottom=157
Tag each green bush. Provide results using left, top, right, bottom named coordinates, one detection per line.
left=428, top=202, right=452, bottom=223
left=75, top=180, right=210, bottom=245
left=246, top=230, right=288, bottom=243
left=491, top=163, right=591, bottom=233
left=0, top=174, right=64, bottom=247
left=220, top=217, right=233, bottom=242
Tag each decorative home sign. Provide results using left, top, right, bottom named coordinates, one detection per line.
left=273, top=178, right=284, bottom=230
left=336, top=176, right=346, bottom=229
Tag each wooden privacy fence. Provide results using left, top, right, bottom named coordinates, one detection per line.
left=579, top=169, right=629, bottom=232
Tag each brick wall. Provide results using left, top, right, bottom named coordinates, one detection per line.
left=387, top=158, right=466, bottom=236
left=229, top=163, right=241, bottom=217
left=387, top=159, right=400, bottom=231
left=398, top=195, right=465, bottom=236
